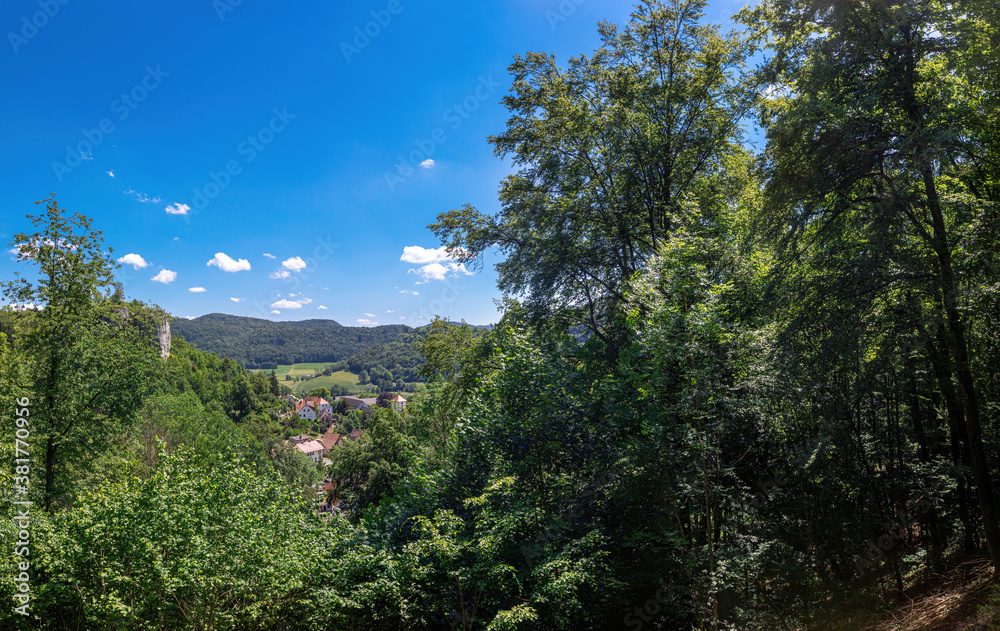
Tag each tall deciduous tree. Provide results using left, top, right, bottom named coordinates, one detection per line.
left=1, top=197, right=161, bottom=509
left=430, top=0, right=759, bottom=349
left=743, top=0, right=1000, bottom=567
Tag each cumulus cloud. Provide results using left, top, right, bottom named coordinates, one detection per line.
left=117, top=253, right=149, bottom=269
left=387, top=310, right=394, bottom=313
left=400, top=245, right=453, bottom=264
left=230, top=297, right=243, bottom=303
left=408, top=261, right=472, bottom=283
left=271, top=310, right=281, bottom=315
left=282, top=256, right=307, bottom=271
left=263, top=252, right=276, bottom=259
left=107, top=170, right=115, bottom=178
left=151, top=269, right=177, bottom=284
left=420, top=159, right=435, bottom=168
left=165, top=203, right=190, bottom=215
left=317, top=305, right=328, bottom=310
left=207, top=252, right=251, bottom=272
left=269, top=270, right=291, bottom=279
left=356, top=318, right=378, bottom=326
left=189, top=287, right=207, bottom=293
left=399, top=289, right=419, bottom=296
left=270, top=297, right=313, bottom=310
left=364, top=312, right=376, bottom=317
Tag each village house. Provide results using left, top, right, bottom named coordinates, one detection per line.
left=294, top=399, right=317, bottom=420
left=322, top=429, right=344, bottom=455
left=304, top=396, right=333, bottom=415
left=390, top=394, right=407, bottom=412
left=294, top=439, right=326, bottom=463
left=334, top=396, right=375, bottom=416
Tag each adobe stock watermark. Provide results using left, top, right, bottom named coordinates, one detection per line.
left=183, top=107, right=295, bottom=222
left=405, top=276, right=469, bottom=327
left=547, top=0, right=587, bottom=31
left=7, top=0, right=70, bottom=54
left=51, top=65, right=169, bottom=182
left=213, top=0, right=244, bottom=21
left=340, top=0, right=410, bottom=63
left=384, top=74, right=501, bottom=191
left=853, top=461, right=971, bottom=576
left=12, top=396, right=32, bottom=616
left=623, top=579, right=683, bottom=630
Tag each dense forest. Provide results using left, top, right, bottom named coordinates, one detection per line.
left=2, top=0, right=999, bottom=628
left=171, top=312, right=414, bottom=368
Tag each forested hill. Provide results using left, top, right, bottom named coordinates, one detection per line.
left=171, top=313, right=414, bottom=368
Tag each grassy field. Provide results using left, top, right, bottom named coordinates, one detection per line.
left=292, top=370, right=361, bottom=394
left=254, top=363, right=332, bottom=377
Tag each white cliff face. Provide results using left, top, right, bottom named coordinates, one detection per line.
left=156, top=320, right=171, bottom=358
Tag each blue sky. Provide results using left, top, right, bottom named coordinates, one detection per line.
left=1, top=0, right=748, bottom=327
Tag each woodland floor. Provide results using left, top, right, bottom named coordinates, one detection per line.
left=827, top=554, right=1000, bottom=630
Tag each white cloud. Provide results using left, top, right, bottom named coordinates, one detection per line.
left=269, top=270, right=291, bottom=279
left=420, top=159, right=435, bottom=169
left=400, top=316, right=406, bottom=320
left=230, top=297, right=243, bottom=303
left=408, top=261, right=473, bottom=283
left=9, top=303, right=40, bottom=312
left=117, top=253, right=149, bottom=269
left=184, top=315, right=196, bottom=320
left=124, top=189, right=163, bottom=204
left=400, top=245, right=453, bottom=264
left=387, top=310, right=394, bottom=313
left=151, top=269, right=177, bottom=284
left=400, top=289, right=419, bottom=296
left=271, top=310, right=281, bottom=315
left=317, top=305, right=328, bottom=310
left=364, top=312, right=376, bottom=317
left=282, top=256, right=307, bottom=271
left=189, top=287, right=207, bottom=293
left=270, top=297, right=313, bottom=310
left=356, top=318, right=378, bottom=326
left=207, top=252, right=251, bottom=272
left=165, top=203, right=190, bottom=215
left=263, top=252, right=276, bottom=259
left=107, top=170, right=115, bottom=178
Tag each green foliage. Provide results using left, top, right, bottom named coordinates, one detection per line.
left=35, top=448, right=320, bottom=630
left=1, top=197, right=162, bottom=509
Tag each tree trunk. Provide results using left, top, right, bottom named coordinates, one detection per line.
left=922, top=164, right=1000, bottom=569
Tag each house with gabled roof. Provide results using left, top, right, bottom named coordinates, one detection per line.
left=294, top=399, right=317, bottom=420
left=294, top=439, right=326, bottom=463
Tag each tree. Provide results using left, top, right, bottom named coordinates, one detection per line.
left=37, top=448, right=319, bottom=629
left=743, top=0, right=1000, bottom=569
left=430, top=0, right=758, bottom=349
left=269, top=369, right=281, bottom=396
left=308, top=386, right=330, bottom=399
left=357, top=370, right=369, bottom=385
left=1, top=197, right=161, bottom=509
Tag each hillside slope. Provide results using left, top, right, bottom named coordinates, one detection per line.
left=171, top=313, right=414, bottom=368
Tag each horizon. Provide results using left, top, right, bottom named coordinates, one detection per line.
left=0, top=0, right=748, bottom=327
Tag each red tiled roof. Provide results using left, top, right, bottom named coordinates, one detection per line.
left=322, top=432, right=343, bottom=450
